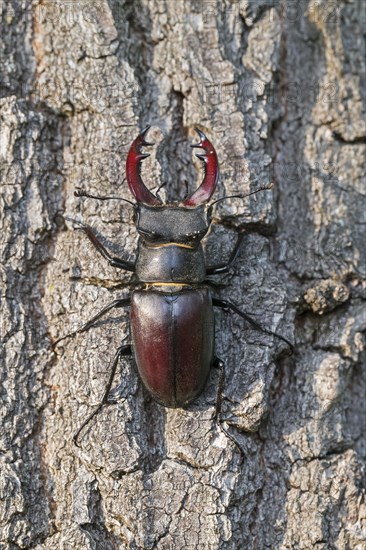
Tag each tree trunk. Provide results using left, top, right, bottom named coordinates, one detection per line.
left=1, top=1, right=365, bottom=548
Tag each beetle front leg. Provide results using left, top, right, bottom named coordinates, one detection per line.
left=73, top=344, right=132, bottom=447
left=206, top=232, right=245, bottom=275
left=65, top=217, right=135, bottom=271
left=213, top=298, right=294, bottom=353
left=53, top=298, right=130, bottom=347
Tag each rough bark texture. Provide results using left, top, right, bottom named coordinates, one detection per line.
left=1, top=1, right=365, bottom=548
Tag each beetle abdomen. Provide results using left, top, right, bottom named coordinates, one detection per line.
left=130, top=288, right=214, bottom=407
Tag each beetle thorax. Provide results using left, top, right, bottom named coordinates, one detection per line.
left=134, top=205, right=210, bottom=284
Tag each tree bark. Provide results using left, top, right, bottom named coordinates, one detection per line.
left=1, top=1, right=365, bottom=548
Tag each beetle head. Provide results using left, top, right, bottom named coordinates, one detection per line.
left=135, top=204, right=212, bottom=246
left=126, top=126, right=219, bottom=246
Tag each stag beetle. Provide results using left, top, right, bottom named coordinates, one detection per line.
left=54, top=127, right=293, bottom=450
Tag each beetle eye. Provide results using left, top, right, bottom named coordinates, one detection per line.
left=138, top=228, right=160, bottom=241
left=186, top=231, right=206, bottom=241
left=138, top=229, right=151, bottom=237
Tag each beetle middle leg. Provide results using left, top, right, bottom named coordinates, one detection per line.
left=213, top=298, right=294, bottom=353
left=73, top=344, right=132, bottom=447
left=212, top=357, right=245, bottom=459
left=69, top=275, right=137, bottom=291
left=53, top=298, right=130, bottom=346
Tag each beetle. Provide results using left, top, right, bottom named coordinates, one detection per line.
left=54, top=127, right=293, bottom=450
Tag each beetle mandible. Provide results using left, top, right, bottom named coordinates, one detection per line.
left=54, top=127, right=293, bottom=450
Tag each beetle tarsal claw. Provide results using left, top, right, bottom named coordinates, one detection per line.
left=63, top=216, right=87, bottom=230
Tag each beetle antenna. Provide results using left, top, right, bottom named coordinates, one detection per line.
left=75, top=189, right=136, bottom=207
left=209, top=184, right=273, bottom=208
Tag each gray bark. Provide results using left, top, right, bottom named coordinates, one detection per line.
left=1, top=1, right=365, bottom=548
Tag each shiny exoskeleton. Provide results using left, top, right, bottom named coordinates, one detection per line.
left=54, top=127, right=293, bottom=450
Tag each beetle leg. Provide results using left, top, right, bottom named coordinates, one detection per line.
left=64, top=217, right=135, bottom=271
left=69, top=275, right=138, bottom=291
left=206, top=232, right=245, bottom=275
left=202, top=279, right=226, bottom=290
left=213, top=298, right=294, bottom=354
left=73, top=344, right=132, bottom=447
left=212, top=357, right=245, bottom=459
left=53, top=298, right=130, bottom=347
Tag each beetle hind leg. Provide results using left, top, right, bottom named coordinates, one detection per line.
left=213, top=298, right=294, bottom=354
left=53, top=298, right=130, bottom=347
left=212, top=357, right=245, bottom=460
left=73, top=344, right=132, bottom=447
